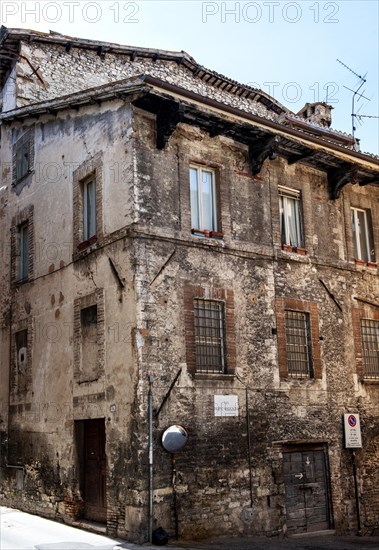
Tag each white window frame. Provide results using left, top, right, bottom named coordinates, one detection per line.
left=189, top=165, right=218, bottom=232
left=351, top=207, right=375, bottom=262
left=83, top=178, right=96, bottom=240
left=279, top=186, right=303, bottom=247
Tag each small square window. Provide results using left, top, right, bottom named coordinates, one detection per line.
left=279, top=187, right=304, bottom=248
left=190, top=166, right=218, bottom=233
left=351, top=207, right=375, bottom=263
left=194, top=299, right=226, bottom=374
left=81, top=304, right=98, bottom=326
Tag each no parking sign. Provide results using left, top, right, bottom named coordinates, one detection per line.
left=344, top=413, right=362, bottom=448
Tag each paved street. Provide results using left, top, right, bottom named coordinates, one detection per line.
left=1, top=507, right=379, bottom=550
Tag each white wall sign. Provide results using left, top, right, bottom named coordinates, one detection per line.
left=214, top=395, right=238, bottom=417
left=344, top=413, right=362, bottom=448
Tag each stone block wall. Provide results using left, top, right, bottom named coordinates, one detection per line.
left=0, top=83, right=378, bottom=542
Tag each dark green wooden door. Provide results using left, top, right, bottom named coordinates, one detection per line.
left=283, top=449, right=330, bottom=533
left=84, top=419, right=107, bottom=522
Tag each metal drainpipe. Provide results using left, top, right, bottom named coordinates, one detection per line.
left=148, top=375, right=153, bottom=543
left=236, top=374, right=253, bottom=508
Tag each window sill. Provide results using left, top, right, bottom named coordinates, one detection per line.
left=282, top=244, right=307, bottom=255
left=191, top=229, right=223, bottom=239
left=361, top=377, right=379, bottom=384
left=78, top=235, right=98, bottom=250
left=194, top=373, right=235, bottom=381
left=15, top=277, right=29, bottom=286
left=13, top=170, right=34, bottom=187
left=355, top=259, right=377, bottom=269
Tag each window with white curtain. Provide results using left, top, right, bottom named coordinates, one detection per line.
left=190, top=166, right=217, bottom=232
left=351, top=207, right=375, bottom=262
left=279, top=186, right=303, bottom=247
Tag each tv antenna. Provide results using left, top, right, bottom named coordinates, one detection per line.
left=337, top=59, right=371, bottom=140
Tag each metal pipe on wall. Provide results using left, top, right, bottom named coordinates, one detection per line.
left=148, top=375, right=153, bottom=543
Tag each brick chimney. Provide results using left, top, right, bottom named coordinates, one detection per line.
left=297, top=102, right=333, bottom=128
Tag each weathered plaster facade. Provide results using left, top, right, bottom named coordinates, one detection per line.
left=0, top=27, right=379, bottom=543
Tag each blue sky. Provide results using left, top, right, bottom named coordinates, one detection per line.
left=1, top=0, right=378, bottom=154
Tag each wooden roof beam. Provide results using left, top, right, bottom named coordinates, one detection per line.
left=287, top=151, right=316, bottom=165
left=328, top=163, right=359, bottom=199
left=249, top=136, right=279, bottom=175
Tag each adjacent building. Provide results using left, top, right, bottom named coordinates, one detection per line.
left=0, top=26, right=379, bottom=542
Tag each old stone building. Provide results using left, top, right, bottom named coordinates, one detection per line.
left=0, top=26, right=379, bottom=542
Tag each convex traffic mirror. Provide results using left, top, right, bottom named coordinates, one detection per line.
left=161, top=425, right=188, bottom=453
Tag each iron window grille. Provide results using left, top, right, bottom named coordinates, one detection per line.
left=285, top=310, right=313, bottom=378
left=361, top=319, right=379, bottom=378
left=279, top=186, right=304, bottom=247
left=194, top=299, right=226, bottom=373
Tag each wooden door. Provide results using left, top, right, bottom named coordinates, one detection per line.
left=83, top=419, right=107, bottom=522
left=283, top=449, right=330, bottom=534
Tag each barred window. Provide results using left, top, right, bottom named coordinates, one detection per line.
left=194, top=299, right=226, bottom=373
left=285, top=310, right=313, bottom=378
left=361, top=319, right=379, bottom=378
